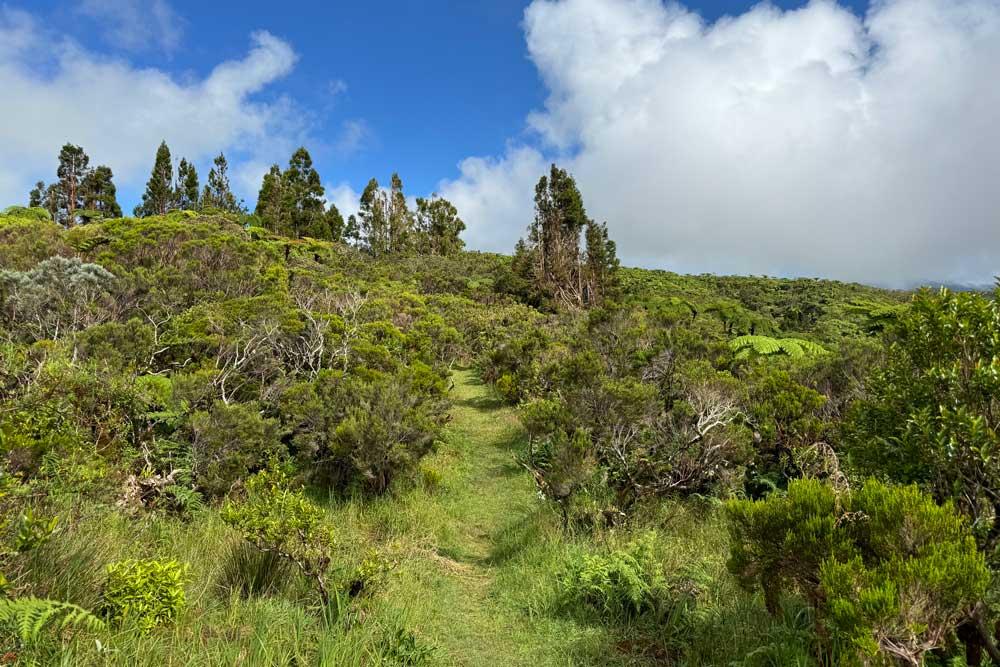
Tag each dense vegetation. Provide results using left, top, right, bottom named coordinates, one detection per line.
left=0, top=146, right=997, bottom=665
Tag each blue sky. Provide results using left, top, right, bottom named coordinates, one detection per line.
left=3, top=0, right=997, bottom=286
left=16, top=0, right=869, bottom=202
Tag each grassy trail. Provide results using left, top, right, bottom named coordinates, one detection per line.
left=374, top=369, right=621, bottom=666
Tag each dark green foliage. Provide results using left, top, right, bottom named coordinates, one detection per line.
left=188, top=401, right=284, bottom=498
left=414, top=195, right=465, bottom=256
left=80, top=165, right=122, bottom=219
left=135, top=141, right=174, bottom=217
left=201, top=153, right=241, bottom=213
left=175, top=158, right=200, bottom=210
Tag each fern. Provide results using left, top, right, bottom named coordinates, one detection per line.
left=0, top=597, right=105, bottom=643
left=69, top=235, right=111, bottom=253
left=730, top=335, right=826, bottom=359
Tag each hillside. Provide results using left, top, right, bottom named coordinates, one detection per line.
left=3, top=206, right=998, bottom=665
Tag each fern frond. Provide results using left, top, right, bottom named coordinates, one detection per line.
left=0, top=597, right=105, bottom=643
left=729, top=335, right=826, bottom=359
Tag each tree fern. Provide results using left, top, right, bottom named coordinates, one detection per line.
left=730, top=335, right=826, bottom=359
left=69, top=235, right=111, bottom=253
left=0, top=597, right=105, bottom=643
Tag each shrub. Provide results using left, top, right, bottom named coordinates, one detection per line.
left=558, top=532, right=670, bottom=621
left=188, top=401, right=284, bottom=498
left=100, top=558, right=188, bottom=632
left=726, top=478, right=988, bottom=664
left=221, top=468, right=336, bottom=606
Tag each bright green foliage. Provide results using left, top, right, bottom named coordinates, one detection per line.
left=727, top=478, right=987, bottom=664
left=11, top=508, right=59, bottom=553
left=0, top=597, right=105, bottom=644
left=221, top=468, right=336, bottom=605
left=847, top=288, right=1000, bottom=560
left=558, top=532, right=669, bottom=620
left=101, top=559, right=188, bottom=632
left=135, top=141, right=174, bottom=217
left=729, top=335, right=827, bottom=359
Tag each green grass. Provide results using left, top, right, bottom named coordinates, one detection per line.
left=8, top=370, right=784, bottom=666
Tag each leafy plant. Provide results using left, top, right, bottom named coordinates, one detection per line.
left=221, top=468, right=336, bottom=606
left=729, top=335, right=826, bottom=360
left=100, top=558, right=188, bottom=632
left=0, top=597, right=105, bottom=644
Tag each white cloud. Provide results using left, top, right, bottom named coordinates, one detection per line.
left=326, top=181, right=361, bottom=220
left=334, top=119, right=373, bottom=157
left=439, top=0, right=1000, bottom=286
left=77, top=0, right=185, bottom=54
left=0, top=8, right=305, bottom=207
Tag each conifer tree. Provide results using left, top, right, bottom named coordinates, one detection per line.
left=135, top=141, right=174, bottom=217
left=387, top=173, right=413, bottom=253
left=56, top=144, right=90, bottom=225
left=175, top=158, right=200, bottom=210
left=28, top=181, right=46, bottom=208
left=202, top=153, right=241, bottom=213
left=255, top=164, right=285, bottom=232
left=325, top=203, right=346, bottom=242
left=81, top=165, right=122, bottom=219
left=513, top=164, right=611, bottom=310
left=415, top=195, right=465, bottom=255
left=583, top=220, right=620, bottom=305
left=359, top=178, right=389, bottom=256
left=280, top=147, right=325, bottom=238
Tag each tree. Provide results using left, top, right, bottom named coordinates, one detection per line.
left=55, top=144, right=90, bottom=225
left=174, top=158, right=200, bottom=211
left=583, top=220, right=620, bottom=305
left=81, top=165, right=122, bottom=219
left=202, top=153, right=241, bottom=213
left=387, top=173, right=413, bottom=253
left=358, top=173, right=412, bottom=256
left=28, top=181, right=59, bottom=220
left=324, top=203, right=345, bottom=242
left=414, top=195, right=465, bottom=255
left=135, top=141, right=174, bottom=217
left=359, top=177, right=389, bottom=256
left=255, top=164, right=285, bottom=231
left=514, top=164, right=600, bottom=309
left=282, top=148, right=325, bottom=239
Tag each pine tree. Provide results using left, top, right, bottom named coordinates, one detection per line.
left=135, top=141, right=174, bottom=217
left=81, top=166, right=122, bottom=219
left=255, top=164, right=285, bottom=233
left=583, top=220, right=620, bottom=305
left=325, top=203, right=346, bottom=242
left=518, top=164, right=589, bottom=308
left=28, top=181, right=46, bottom=208
left=280, top=147, right=325, bottom=239
left=202, top=153, right=241, bottom=213
left=387, top=173, right=413, bottom=253
left=56, top=144, right=90, bottom=225
left=415, top=195, right=465, bottom=255
left=175, top=158, right=200, bottom=211
left=359, top=178, right=390, bottom=257
left=344, top=214, right=360, bottom=245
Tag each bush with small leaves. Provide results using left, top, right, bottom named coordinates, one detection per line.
left=726, top=478, right=988, bottom=665
left=100, top=558, right=188, bottom=632
left=221, top=468, right=336, bottom=606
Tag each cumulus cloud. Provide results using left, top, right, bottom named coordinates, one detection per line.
left=0, top=7, right=304, bottom=207
left=77, top=0, right=185, bottom=54
left=439, top=0, right=1000, bottom=286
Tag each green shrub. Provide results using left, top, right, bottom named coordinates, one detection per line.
left=100, top=558, right=188, bottom=632
left=188, top=401, right=284, bottom=498
left=558, top=532, right=670, bottom=621
left=726, top=478, right=988, bottom=664
left=221, top=468, right=336, bottom=606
